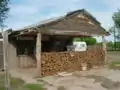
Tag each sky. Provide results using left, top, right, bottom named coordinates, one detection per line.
left=4, top=0, right=120, bottom=42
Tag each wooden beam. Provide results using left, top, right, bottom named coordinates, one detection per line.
left=49, top=29, right=106, bottom=36
left=36, top=33, right=41, bottom=76
left=16, top=36, right=35, bottom=40
left=11, top=29, right=37, bottom=37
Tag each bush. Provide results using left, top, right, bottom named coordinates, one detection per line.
left=73, top=37, right=97, bottom=45
left=107, top=42, right=114, bottom=48
left=116, top=42, right=120, bottom=48
left=107, top=41, right=120, bottom=51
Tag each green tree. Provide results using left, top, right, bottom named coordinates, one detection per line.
left=107, top=41, right=114, bottom=49
left=112, top=10, right=120, bottom=41
left=109, top=26, right=117, bottom=50
left=0, top=0, right=9, bottom=27
left=109, top=10, right=120, bottom=50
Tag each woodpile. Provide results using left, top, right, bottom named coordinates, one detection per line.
left=41, top=48, right=105, bottom=76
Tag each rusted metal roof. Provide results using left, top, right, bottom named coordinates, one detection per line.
left=9, top=9, right=109, bottom=37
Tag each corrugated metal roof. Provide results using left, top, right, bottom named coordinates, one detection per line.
left=9, top=9, right=109, bottom=36
left=16, top=16, right=64, bottom=31
left=14, top=9, right=100, bottom=31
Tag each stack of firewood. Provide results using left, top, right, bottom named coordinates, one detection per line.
left=41, top=48, right=105, bottom=76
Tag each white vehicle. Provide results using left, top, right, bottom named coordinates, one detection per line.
left=73, top=41, right=87, bottom=51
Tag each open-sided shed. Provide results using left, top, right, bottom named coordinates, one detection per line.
left=7, top=9, right=109, bottom=76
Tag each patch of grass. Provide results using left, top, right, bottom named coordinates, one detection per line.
left=0, top=73, right=45, bottom=90
left=0, top=73, right=6, bottom=90
left=0, top=74, right=25, bottom=90
left=0, top=85, right=5, bottom=90
left=11, top=77, right=25, bottom=88
left=107, top=50, right=120, bottom=51
left=22, top=83, right=44, bottom=90
left=109, top=61, right=120, bottom=70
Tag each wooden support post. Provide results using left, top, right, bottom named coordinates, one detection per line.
left=102, top=36, right=107, bottom=64
left=3, top=31, right=11, bottom=90
left=36, top=33, right=41, bottom=76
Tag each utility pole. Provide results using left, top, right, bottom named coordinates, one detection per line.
left=2, top=27, right=11, bottom=90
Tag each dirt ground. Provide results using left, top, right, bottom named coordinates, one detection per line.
left=38, top=68, right=120, bottom=90
left=38, top=51, right=120, bottom=90
left=9, top=51, right=120, bottom=90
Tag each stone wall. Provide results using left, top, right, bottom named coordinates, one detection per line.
left=41, top=47, right=105, bottom=76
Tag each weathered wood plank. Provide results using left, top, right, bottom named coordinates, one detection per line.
left=36, top=33, right=42, bottom=76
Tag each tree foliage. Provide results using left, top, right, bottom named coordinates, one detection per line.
left=73, top=37, right=97, bottom=45
left=0, top=0, right=9, bottom=27
left=113, top=10, right=120, bottom=28
left=107, top=42, right=114, bottom=48
left=112, top=10, right=120, bottom=41
left=107, top=41, right=120, bottom=50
